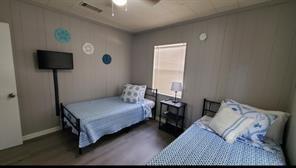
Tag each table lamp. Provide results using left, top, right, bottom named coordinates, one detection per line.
left=170, top=82, right=183, bottom=103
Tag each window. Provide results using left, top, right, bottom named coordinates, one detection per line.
left=152, top=43, right=187, bottom=98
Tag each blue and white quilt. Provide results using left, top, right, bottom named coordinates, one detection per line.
left=64, top=96, right=154, bottom=148
left=148, top=121, right=286, bottom=166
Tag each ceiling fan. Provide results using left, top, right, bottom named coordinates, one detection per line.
left=80, top=0, right=161, bottom=16
left=107, top=0, right=161, bottom=7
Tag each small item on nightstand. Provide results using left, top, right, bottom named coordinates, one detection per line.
left=170, top=82, right=183, bottom=103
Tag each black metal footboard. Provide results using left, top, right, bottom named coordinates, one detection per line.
left=60, top=103, right=82, bottom=154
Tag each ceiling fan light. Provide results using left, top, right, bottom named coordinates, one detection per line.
left=112, top=0, right=127, bottom=7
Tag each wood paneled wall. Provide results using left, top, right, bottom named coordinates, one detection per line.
left=131, top=1, right=296, bottom=127
left=0, top=0, right=132, bottom=135
left=0, top=0, right=295, bottom=151
left=287, top=81, right=296, bottom=164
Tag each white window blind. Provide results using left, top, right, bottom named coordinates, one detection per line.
left=152, top=43, right=187, bottom=98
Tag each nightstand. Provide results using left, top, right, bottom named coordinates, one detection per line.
left=159, top=99, right=187, bottom=136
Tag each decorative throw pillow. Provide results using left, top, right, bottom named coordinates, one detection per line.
left=223, top=99, right=277, bottom=144
left=138, top=85, right=147, bottom=102
left=209, top=105, right=255, bottom=144
left=121, top=84, right=146, bottom=103
left=243, top=104, right=290, bottom=145
left=121, top=84, right=129, bottom=98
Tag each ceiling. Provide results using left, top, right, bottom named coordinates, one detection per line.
left=26, top=0, right=272, bottom=33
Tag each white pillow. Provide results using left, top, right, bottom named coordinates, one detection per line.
left=243, top=104, right=290, bottom=145
left=198, top=115, right=213, bottom=126
left=138, top=85, right=147, bottom=102
left=265, top=111, right=289, bottom=144
left=209, top=106, right=255, bottom=144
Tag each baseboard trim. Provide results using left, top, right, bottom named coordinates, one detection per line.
left=22, top=126, right=61, bottom=141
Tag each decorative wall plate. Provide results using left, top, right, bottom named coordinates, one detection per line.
left=199, top=33, right=207, bottom=41
left=82, top=42, right=95, bottom=55
left=54, top=28, right=71, bottom=43
left=102, top=54, right=112, bottom=64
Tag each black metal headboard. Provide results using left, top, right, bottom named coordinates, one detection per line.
left=145, top=87, right=157, bottom=100
left=202, top=99, right=221, bottom=117
left=145, top=87, right=158, bottom=120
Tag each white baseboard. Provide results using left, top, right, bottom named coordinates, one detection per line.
left=22, top=126, right=61, bottom=141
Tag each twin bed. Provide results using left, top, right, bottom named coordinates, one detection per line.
left=148, top=99, right=286, bottom=166
left=60, top=88, right=157, bottom=154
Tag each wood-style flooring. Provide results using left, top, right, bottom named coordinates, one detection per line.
left=0, top=120, right=174, bottom=165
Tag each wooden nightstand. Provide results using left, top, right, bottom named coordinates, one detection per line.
left=159, top=99, right=187, bottom=136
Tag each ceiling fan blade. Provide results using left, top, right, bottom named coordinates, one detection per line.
left=143, top=0, right=161, bottom=6
left=80, top=2, right=103, bottom=13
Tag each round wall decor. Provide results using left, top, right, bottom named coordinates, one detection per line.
left=199, top=33, right=207, bottom=41
left=82, top=42, right=95, bottom=55
left=54, top=28, right=71, bottom=43
left=102, top=54, right=112, bottom=64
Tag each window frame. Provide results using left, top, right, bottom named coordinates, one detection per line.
left=152, top=42, right=187, bottom=99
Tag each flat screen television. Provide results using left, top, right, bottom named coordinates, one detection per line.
left=37, top=50, right=73, bottom=70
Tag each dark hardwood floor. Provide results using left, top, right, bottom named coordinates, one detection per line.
left=0, top=120, right=174, bottom=165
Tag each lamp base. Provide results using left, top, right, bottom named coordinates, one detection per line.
left=172, top=91, right=179, bottom=103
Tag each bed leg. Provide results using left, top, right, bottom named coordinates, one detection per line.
left=78, top=119, right=81, bottom=155
left=154, top=89, right=158, bottom=120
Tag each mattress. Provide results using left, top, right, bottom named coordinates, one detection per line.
left=64, top=96, right=154, bottom=148
left=148, top=123, right=286, bottom=165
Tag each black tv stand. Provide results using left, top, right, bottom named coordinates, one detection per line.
left=37, top=50, right=73, bottom=116
left=53, top=69, right=60, bottom=116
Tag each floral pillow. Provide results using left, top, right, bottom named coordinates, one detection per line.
left=121, top=84, right=146, bottom=103
left=223, top=99, right=277, bottom=144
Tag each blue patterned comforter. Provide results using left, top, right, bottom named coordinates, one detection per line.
left=148, top=123, right=286, bottom=165
left=64, top=96, right=154, bottom=148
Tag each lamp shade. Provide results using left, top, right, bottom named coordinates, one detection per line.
left=170, top=82, right=183, bottom=92
left=112, top=0, right=127, bottom=6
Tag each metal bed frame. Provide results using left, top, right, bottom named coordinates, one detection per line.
left=202, top=99, right=221, bottom=117
left=60, top=87, right=158, bottom=154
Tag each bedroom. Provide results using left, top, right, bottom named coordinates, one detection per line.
left=0, top=0, right=295, bottom=166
